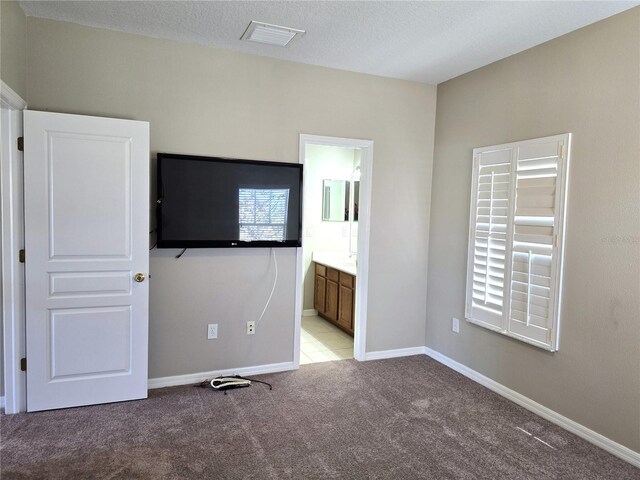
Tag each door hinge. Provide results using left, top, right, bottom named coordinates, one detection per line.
left=19, top=249, right=25, bottom=263
left=17, top=137, right=24, bottom=152
left=20, top=357, right=27, bottom=371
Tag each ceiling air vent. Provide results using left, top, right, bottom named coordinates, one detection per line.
left=240, top=21, right=305, bottom=47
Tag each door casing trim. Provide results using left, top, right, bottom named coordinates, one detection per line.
left=1, top=80, right=27, bottom=413
left=296, top=134, right=373, bottom=364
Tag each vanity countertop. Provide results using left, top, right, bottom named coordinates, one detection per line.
left=312, top=252, right=357, bottom=276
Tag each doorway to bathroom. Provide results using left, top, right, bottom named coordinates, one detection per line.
left=295, top=134, right=373, bottom=366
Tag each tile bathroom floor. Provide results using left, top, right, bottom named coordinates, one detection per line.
left=300, top=315, right=354, bottom=364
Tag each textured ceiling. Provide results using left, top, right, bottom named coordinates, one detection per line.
left=19, top=1, right=639, bottom=84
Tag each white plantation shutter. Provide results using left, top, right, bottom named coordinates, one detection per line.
left=465, top=134, right=570, bottom=351
left=466, top=148, right=513, bottom=329
left=508, top=141, right=564, bottom=347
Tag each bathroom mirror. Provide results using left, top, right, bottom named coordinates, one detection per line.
left=322, top=179, right=359, bottom=222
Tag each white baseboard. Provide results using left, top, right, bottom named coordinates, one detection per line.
left=364, top=346, right=427, bottom=361
left=302, top=309, right=318, bottom=316
left=148, top=361, right=296, bottom=389
left=424, top=347, right=640, bottom=468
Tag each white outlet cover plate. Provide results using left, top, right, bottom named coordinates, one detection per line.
left=207, top=323, right=218, bottom=339
left=452, top=317, right=460, bottom=333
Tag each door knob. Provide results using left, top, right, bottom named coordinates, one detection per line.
left=134, top=273, right=145, bottom=283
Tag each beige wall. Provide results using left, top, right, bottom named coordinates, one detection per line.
left=427, top=8, right=640, bottom=452
left=0, top=0, right=27, bottom=98
left=25, top=17, right=436, bottom=378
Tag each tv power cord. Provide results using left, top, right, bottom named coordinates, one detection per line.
left=196, top=375, right=273, bottom=395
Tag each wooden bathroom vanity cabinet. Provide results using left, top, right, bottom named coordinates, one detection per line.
left=314, top=262, right=355, bottom=335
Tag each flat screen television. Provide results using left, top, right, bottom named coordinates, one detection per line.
left=156, top=153, right=303, bottom=248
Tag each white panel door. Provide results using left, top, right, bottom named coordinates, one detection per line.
left=24, top=110, right=149, bottom=411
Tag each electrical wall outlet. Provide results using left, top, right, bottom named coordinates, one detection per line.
left=247, top=321, right=256, bottom=335
left=207, top=323, right=218, bottom=339
left=452, top=317, right=460, bottom=334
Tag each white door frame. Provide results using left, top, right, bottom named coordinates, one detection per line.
left=295, top=134, right=373, bottom=364
left=1, top=81, right=27, bottom=413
